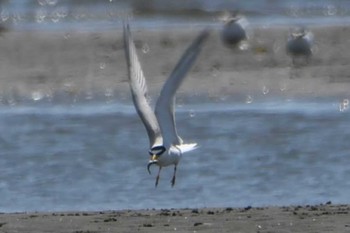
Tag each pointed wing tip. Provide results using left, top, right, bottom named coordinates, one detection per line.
left=197, top=28, right=211, bottom=44
left=123, top=20, right=130, bottom=36
left=122, top=16, right=131, bottom=27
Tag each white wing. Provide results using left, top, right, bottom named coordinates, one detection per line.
left=155, top=29, right=209, bottom=148
left=304, top=31, right=314, bottom=47
left=123, top=22, right=163, bottom=148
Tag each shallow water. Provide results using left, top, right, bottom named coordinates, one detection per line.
left=2, top=0, right=350, bottom=31
left=1, top=100, right=349, bottom=212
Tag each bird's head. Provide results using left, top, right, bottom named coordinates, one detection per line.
left=147, top=145, right=166, bottom=174
left=290, top=27, right=307, bottom=39
left=219, top=10, right=241, bottom=24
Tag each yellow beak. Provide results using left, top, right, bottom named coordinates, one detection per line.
left=151, top=154, right=158, bottom=161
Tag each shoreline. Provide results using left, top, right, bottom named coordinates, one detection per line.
left=0, top=203, right=349, bottom=232
left=0, top=24, right=349, bottom=105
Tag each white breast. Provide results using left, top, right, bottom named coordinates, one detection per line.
left=157, top=146, right=182, bottom=167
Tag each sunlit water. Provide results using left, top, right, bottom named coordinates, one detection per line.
left=1, top=100, right=350, bottom=212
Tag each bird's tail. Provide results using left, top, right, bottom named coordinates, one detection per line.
left=178, top=143, right=198, bottom=154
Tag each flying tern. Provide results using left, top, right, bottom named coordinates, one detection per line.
left=123, top=22, right=209, bottom=187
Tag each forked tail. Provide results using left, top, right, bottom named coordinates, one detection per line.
left=177, top=143, right=198, bottom=154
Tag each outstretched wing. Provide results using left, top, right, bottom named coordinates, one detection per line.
left=123, top=22, right=163, bottom=148
left=155, top=29, right=210, bottom=148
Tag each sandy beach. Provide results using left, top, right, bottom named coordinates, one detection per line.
left=0, top=203, right=348, bottom=232
left=0, top=24, right=350, bottom=104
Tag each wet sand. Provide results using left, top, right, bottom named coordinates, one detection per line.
left=0, top=24, right=349, bottom=104
left=0, top=203, right=349, bottom=232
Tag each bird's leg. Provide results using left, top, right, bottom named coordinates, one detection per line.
left=305, top=54, right=311, bottom=65
left=171, top=165, right=177, bottom=187
left=292, top=57, right=296, bottom=67
left=155, top=167, right=162, bottom=187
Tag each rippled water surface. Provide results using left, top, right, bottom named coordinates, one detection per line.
left=1, top=101, right=349, bottom=212
left=2, top=0, right=350, bottom=31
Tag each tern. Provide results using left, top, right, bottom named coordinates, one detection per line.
left=123, top=22, right=209, bottom=187
left=220, top=12, right=249, bottom=49
left=286, top=27, right=314, bottom=65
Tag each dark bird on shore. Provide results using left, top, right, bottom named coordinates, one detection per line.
left=220, top=12, right=249, bottom=50
left=286, top=27, right=314, bottom=65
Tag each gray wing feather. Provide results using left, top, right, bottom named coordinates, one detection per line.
left=123, top=22, right=163, bottom=148
left=155, top=29, right=209, bottom=147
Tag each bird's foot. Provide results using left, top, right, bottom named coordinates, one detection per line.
left=171, top=176, right=176, bottom=187
left=155, top=175, right=160, bottom=187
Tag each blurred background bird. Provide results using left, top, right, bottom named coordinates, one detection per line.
left=220, top=11, right=249, bottom=50
left=286, top=26, right=314, bottom=66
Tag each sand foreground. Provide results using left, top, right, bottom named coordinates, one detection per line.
left=0, top=204, right=349, bottom=233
